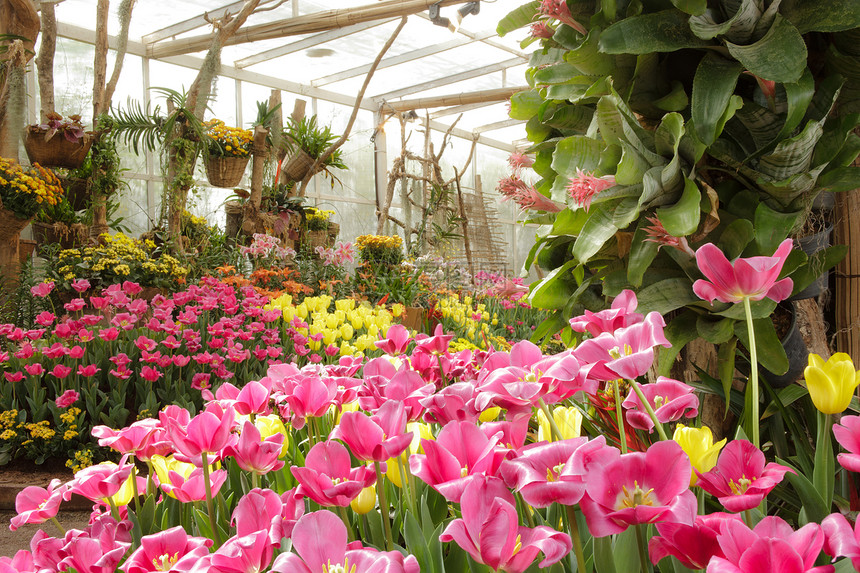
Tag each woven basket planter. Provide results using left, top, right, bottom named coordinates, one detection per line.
left=205, top=155, right=250, bottom=188
left=23, top=130, right=94, bottom=170
left=282, top=148, right=317, bottom=182
left=327, top=222, right=340, bottom=242
left=32, top=221, right=89, bottom=254
left=306, top=230, right=330, bottom=251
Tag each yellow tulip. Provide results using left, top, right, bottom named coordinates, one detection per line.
left=391, top=303, right=405, bottom=318
left=350, top=484, right=376, bottom=514
left=323, top=330, right=338, bottom=346
left=336, top=299, right=355, bottom=312
left=536, top=406, right=582, bottom=442
left=479, top=407, right=501, bottom=423
left=254, top=414, right=291, bottom=458
left=805, top=353, right=860, bottom=414
left=150, top=455, right=197, bottom=499
left=336, top=401, right=360, bottom=424
left=385, top=422, right=433, bottom=487
left=673, top=424, right=726, bottom=486
left=325, top=314, right=339, bottom=330
left=295, top=303, right=308, bottom=319
left=340, top=323, right=355, bottom=341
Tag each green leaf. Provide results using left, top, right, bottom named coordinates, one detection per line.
left=509, top=90, right=545, bottom=120
left=670, top=0, right=706, bottom=15
left=691, top=53, right=744, bottom=145
left=773, top=69, right=816, bottom=149
left=697, top=316, right=735, bottom=344
left=753, top=202, right=802, bottom=254
left=615, top=143, right=650, bottom=185
left=656, top=177, right=701, bottom=236
left=726, top=15, right=807, bottom=83
left=497, top=1, right=541, bottom=36
left=653, top=80, right=690, bottom=112
left=762, top=384, right=808, bottom=419
left=657, top=310, right=702, bottom=376
left=719, top=338, right=738, bottom=409
left=689, top=0, right=763, bottom=42
left=719, top=218, right=755, bottom=260
left=529, top=259, right=580, bottom=309
left=565, top=28, right=613, bottom=76
left=756, top=120, right=825, bottom=182
left=542, top=104, right=595, bottom=133
left=627, top=221, right=660, bottom=287
left=637, top=278, right=700, bottom=315
left=534, top=63, right=581, bottom=85
left=734, top=316, right=789, bottom=376
left=573, top=202, right=619, bottom=263
left=599, top=10, right=711, bottom=54
left=779, top=457, right=830, bottom=523
left=551, top=136, right=605, bottom=177
left=593, top=535, right=616, bottom=573
left=818, top=166, right=860, bottom=193
left=781, top=0, right=860, bottom=33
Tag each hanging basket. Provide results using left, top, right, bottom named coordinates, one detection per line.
left=306, top=230, right=330, bottom=251
left=32, top=221, right=89, bottom=254
left=23, top=130, right=94, bottom=170
left=282, top=148, right=317, bottom=182
left=205, top=155, right=250, bottom=188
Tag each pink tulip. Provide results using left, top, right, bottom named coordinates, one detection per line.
left=223, top=421, right=285, bottom=475
left=410, top=420, right=509, bottom=503
left=161, top=402, right=237, bottom=465
left=420, top=382, right=481, bottom=425
left=270, top=511, right=419, bottom=573
left=50, top=364, right=72, bottom=379
left=440, top=475, right=572, bottom=573
left=92, top=419, right=164, bottom=458
left=140, top=366, right=162, bottom=382
left=291, top=440, right=376, bottom=507
left=190, top=530, right=276, bottom=573
left=331, top=400, right=413, bottom=463
left=71, top=279, right=91, bottom=293
left=573, top=312, right=671, bottom=381
left=569, top=289, right=644, bottom=337
left=648, top=512, right=742, bottom=569
left=709, top=516, right=831, bottom=573
left=121, top=526, right=212, bottom=573
left=161, top=468, right=228, bottom=503
left=375, top=323, right=413, bottom=355
left=377, top=369, right=434, bottom=421
left=622, top=377, right=699, bottom=432
left=279, top=373, right=336, bottom=430
left=833, top=415, right=860, bottom=472
left=77, top=364, right=100, bottom=377
left=67, top=457, right=134, bottom=502
left=9, top=479, right=66, bottom=531
left=233, top=380, right=271, bottom=416
left=54, top=389, right=80, bottom=408
left=501, top=437, right=616, bottom=508
left=823, top=512, right=860, bottom=570
left=580, top=440, right=696, bottom=537
left=695, top=440, right=792, bottom=512
left=232, top=488, right=303, bottom=545
left=413, top=323, right=454, bottom=356
left=30, top=282, right=55, bottom=298
left=35, top=311, right=56, bottom=326
left=0, top=550, right=34, bottom=571
left=59, top=535, right=129, bottom=573
left=693, top=239, right=794, bottom=304
left=24, top=363, right=44, bottom=376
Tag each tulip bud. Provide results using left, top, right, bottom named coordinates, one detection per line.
left=805, top=353, right=860, bottom=415
left=350, top=485, right=376, bottom=514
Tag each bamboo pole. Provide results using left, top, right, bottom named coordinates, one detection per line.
left=835, top=185, right=860, bottom=364
left=149, top=0, right=469, bottom=59
left=383, top=86, right=528, bottom=112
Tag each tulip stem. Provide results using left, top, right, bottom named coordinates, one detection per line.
left=200, top=452, right=222, bottom=547
left=338, top=504, right=355, bottom=542
left=129, top=455, right=141, bottom=514
left=436, top=354, right=448, bottom=387
left=50, top=516, right=66, bottom=535
left=742, top=296, right=760, bottom=450
left=635, top=524, right=650, bottom=573
left=538, top=398, right=562, bottom=442
left=565, top=505, right=588, bottom=573
left=629, top=381, right=668, bottom=441
left=613, top=381, right=627, bottom=454
left=374, top=460, right=393, bottom=551
left=251, top=471, right=259, bottom=491
left=397, top=458, right=417, bottom=516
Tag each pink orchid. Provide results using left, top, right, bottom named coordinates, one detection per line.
left=375, top=323, right=413, bottom=355
left=709, top=516, right=832, bottom=573
left=223, top=421, right=285, bottom=475
left=30, top=282, right=55, bottom=298
left=693, top=239, right=794, bottom=304
left=410, top=419, right=509, bottom=502
left=291, top=440, right=376, bottom=507
left=160, top=467, right=228, bottom=503
left=833, top=415, right=860, bottom=472
left=55, top=389, right=80, bottom=408
left=622, top=377, right=699, bottom=433
left=9, top=479, right=67, bottom=531
left=330, top=400, right=413, bottom=463
left=121, top=526, right=212, bottom=573
left=695, top=439, right=793, bottom=512
left=566, top=169, right=616, bottom=211
left=580, top=440, right=697, bottom=537
left=823, top=512, right=860, bottom=570
left=270, top=511, right=419, bottom=573
left=573, top=311, right=671, bottom=381
left=569, top=289, right=644, bottom=337
left=648, top=512, right=742, bottom=569
left=440, top=475, right=572, bottom=573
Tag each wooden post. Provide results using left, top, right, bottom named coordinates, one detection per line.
left=835, top=186, right=860, bottom=363
left=249, top=125, right=268, bottom=209
left=36, top=0, right=60, bottom=121
left=454, top=168, right=474, bottom=281
left=0, top=0, right=39, bottom=160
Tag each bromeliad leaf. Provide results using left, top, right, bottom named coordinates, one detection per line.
left=497, top=0, right=541, bottom=36
left=599, top=10, right=711, bottom=54
left=726, top=15, right=807, bottom=83
left=692, top=53, right=745, bottom=145
left=656, top=177, right=701, bottom=236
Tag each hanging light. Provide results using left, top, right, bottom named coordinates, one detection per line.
left=428, top=3, right=450, bottom=28
left=453, top=1, right=480, bottom=33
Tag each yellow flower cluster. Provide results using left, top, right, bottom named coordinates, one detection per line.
left=356, top=234, right=402, bottom=252
left=0, top=158, right=64, bottom=218
left=306, top=208, right=335, bottom=231
left=266, top=295, right=396, bottom=357
left=437, top=294, right=492, bottom=346
left=66, top=447, right=94, bottom=472
left=25, top=420, right=56, bottom=440
left=0, top=410, right=18, bottom=440
left=205, top=119, right=253, bottom=157
left=56, top=232, right=187, bottom=284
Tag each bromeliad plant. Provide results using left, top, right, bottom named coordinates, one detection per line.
left=501, top=0, right=859, bottom=393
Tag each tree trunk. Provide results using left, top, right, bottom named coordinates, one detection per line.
left=92, top=0, right=109, bottom=122
left=0, top=0, right=39, bottom=159
left=36, top=1, right=58, bottom=121
left=249, top=125, right=268, bottom=208
left=0, top=209, right=33, bottom=299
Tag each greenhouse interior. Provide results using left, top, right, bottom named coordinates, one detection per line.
left=2, top=0, right=860, bottom=571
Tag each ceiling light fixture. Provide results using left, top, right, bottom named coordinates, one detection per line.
left=453, top=1, right=480, bottom=33
left=428, top=3, right=450, bottom=28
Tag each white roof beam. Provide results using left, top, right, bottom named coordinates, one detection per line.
left=415, top=12, right=528, bottom=60
left=374, top=57, right=521, bottom=101
left=143, top=0, right=247, bottom=45
left=234, top=19, right=395, bottom=69
left=310, top=29, right=494, bottom=87
left=473, top=118, right=524, bottom=134
left=431, top=101, right=497, bottom=119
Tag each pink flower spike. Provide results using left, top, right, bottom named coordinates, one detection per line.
left=622, top=377, right=699, bottom=433
left=693, top=239, right=794, bottom=304
left=832, top=415, right=860, bottom=473
left=695, top=440, right=793, bottom=512
left=566, top=169, right=616, bottom=212
left=580, top=440, right=696, bottom=537
left=9, top=479, right=66, bottom=531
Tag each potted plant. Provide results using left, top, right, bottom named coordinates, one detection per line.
left=203, top=118, right=253, bottom=188
left=31, top=194, right=89, bottom=254
left=280, top=114, right=348, bottom=182
left=303, top=207, right=337, bottom=250
left=23, top=112, right=94, bottom=170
